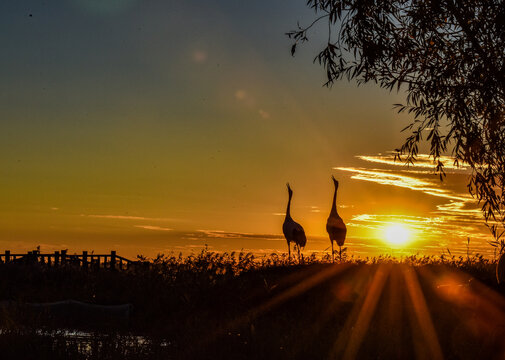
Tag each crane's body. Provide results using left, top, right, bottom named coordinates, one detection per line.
left=283, top=183, right=307, bottom=262
left=326, top=176, right=347, bottom=262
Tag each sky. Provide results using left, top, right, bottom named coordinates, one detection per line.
left=0, top=0, right=495, bottom=259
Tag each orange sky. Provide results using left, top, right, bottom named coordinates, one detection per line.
left=0, top=0, right=496, bottom=259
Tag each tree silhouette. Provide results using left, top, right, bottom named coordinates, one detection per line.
left=288, top=0, right=505, bottom=247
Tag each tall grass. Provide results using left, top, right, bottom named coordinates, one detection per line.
left=0, top=250, right=501, bottom=359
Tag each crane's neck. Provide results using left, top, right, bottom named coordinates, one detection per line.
left=331, top=184, right=338, bottom=215
left=286, top=193, right=293, bottom=219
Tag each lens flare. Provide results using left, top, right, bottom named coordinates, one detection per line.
left=71, top=0, right=137, bottom=15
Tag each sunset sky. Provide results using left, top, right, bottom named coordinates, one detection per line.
left=0, top=0, right=494, bottom=259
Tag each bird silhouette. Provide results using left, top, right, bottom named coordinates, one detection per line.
left=282, top=183, right=307, bottom=263
left=326, top=176, right=347, bottom=262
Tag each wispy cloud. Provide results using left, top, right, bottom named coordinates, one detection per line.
left=81, top=214, right=178, bottom=222
left=196, top=230, right=284, bottom=241
left=357, top=153, right=469, bottom=170
left=174, top=244, right=213, bottom=250
left=134, top=225, right=172, bottom=231
left=335, top=167, right=470, bottom=203
left=350, top=214, right=447, bottom=235
left=335, top=153, right=489, bottom=254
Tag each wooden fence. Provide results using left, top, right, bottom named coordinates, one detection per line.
left=0, top=250, right=133, bottom=270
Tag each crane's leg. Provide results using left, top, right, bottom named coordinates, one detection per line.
left=339, top=245, right=342, bottom=262
left=288, top=243, right=291, bottom=263
left=297, top=245, right=301, bottom=264
left=331, top=242, right=334, bottom=263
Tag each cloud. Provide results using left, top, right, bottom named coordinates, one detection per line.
left=335, top=164, right=479, bottom=226
left=339, top=205, right=354, bottom=209
left=334, top=153, right=491, bottom=254
left=357, top=153, right=469, bottom=171
left=335, top=167, right=471, bottom=203
left=196, top=229, right=284, bottom=241
left=174, top=244, right=213, bottom=250
left=349, top=214, right=447, bottom=235
left=134, top=225, right=172, bottom=231
left=81, top=214, right=178, bottom=222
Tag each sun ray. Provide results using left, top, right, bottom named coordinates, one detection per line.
left=185, top=263, right=353, bottom=358
left=402, top=266, right=444, bottom=360
left=244, top=263, right=351, bottom=319
left=331, top=264, right=391, bottom=360
left=301, top=265, right=367, bottom=345
left=383, top=265, right=405, bottom=357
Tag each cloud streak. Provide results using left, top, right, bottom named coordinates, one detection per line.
left=81, top=214, right=178, bottom=222
left=335, top=167, right=471, bottom=202
left=357, top=153, right=469, bottom=171
left=196, top=230, right=284, bottom=241
left=335, top=153, right=490, bottom=255
left=134, top=225, right=173, bottom=231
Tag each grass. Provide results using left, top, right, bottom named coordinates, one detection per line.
left=0, top=250, right=504, bottom=359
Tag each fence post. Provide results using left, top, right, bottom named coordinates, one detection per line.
left=82, top=251, right=88, bottom=269
left=5, top=250, right=10, bottom=263
left=110, top=251, right=116, bottom=270
left=54, top=251, right=60, bottom=266
left=61, top=250, right=67, bottom=264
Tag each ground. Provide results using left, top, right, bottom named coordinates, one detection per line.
left=0, top=252, right=504, bottom=359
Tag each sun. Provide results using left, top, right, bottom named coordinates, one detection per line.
left=384, top=224, right=411, bottom=246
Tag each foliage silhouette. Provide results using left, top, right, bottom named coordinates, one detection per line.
left=287, top=0, right=505, bottom=248
left=1, top=250, right=504, bottom=359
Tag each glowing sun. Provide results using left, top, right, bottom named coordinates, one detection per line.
left=384, top=224, right=410, bottom=246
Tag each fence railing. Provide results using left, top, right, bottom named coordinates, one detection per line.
left=0, top=250, right=133, bottom=270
